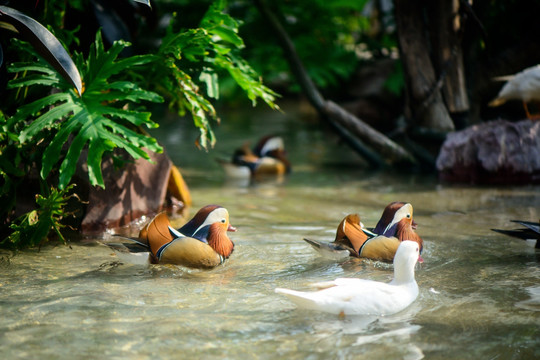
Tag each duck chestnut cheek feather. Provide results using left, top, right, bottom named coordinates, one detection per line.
left=208, top=222, right=235, bottom=258
left=396, top=218, right=423, bottom=251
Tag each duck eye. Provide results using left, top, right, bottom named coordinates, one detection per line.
left=221, top=219, right=226, bottom=223
left=407, top=214, right=411, bottom=218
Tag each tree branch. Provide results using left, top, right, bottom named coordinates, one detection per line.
left=254, top=0, right=418, bottom=167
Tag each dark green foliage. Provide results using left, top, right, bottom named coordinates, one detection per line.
left=2, top=185, right=76, bottom=249
left=7, top=34, right=163, bottom=190
left=0, top=1, right=280, bottom=249
left=233, top=0, right=388, bottom=92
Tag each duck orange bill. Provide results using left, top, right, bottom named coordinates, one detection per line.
left=228, top=224, right=237, bottom=232
left=412, top=220, right=418, bottom=230
left=418, top=255, right=424, bottom=263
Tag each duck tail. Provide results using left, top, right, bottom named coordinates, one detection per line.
left=112, top=235, right=150, bottom=250
left=303, top=238, right=351, bottom=259
left=275, top=288, right=321, bottom=310
left=303, top=238, right=324, bottom=249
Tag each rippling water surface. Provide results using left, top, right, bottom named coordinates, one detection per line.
left=1, top=103, right=539, bottom=359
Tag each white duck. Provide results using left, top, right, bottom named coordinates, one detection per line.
left=275, top=240, right=420, bottom=316
left=489, top=64, right=540, bottom=119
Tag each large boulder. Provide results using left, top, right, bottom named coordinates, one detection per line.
left=436, top=119, right=540, bottom=184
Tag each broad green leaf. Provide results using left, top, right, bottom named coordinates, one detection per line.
left=19, top=101, right=76, bottom=142
left=8, top=31, right=163, bottom=189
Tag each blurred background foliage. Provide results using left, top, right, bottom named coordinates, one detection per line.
left=1, top=0, right=539, bottom=248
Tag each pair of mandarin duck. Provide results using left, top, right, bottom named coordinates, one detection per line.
left=218, top=135, right=291, bottom=179
left=111, top=201, right=423, bottom=271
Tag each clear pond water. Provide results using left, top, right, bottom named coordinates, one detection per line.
left=1, top=102, right=539, bottom=359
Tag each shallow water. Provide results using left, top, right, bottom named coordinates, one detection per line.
left=1, top=102, right=539, bottom=359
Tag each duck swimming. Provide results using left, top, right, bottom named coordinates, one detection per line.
left=218, top=135, right=291, bottom=179
left=112, top=205, right=236, bottom=269
left=304, top=202, right=423, bottom=262
left=275, top=240, right=421, bottom=316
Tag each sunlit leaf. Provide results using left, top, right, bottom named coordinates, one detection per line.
left=131, top=0, right=152, bottom=8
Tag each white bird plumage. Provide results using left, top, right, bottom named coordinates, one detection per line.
left=489, top=64, right=540, bottom=119
left=275, top=240, right=420, bottom=316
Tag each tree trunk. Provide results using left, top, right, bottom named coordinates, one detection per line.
left=429, top=0, right=469, bottom=115
left=254, top=0, right=417, bottom=167
left=395, top=0, right=455, bottom=132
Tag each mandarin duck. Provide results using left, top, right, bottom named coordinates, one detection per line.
left=275, top=240, right=420, bottom=316
left=491, top=220, right=540, bottom=248
left=304, top=202, right=423, bottom=262
left=114, top=205, right=236, bottom=269
left=218, top=135, right=291, bottom=179
left=489, top=65, right=540, bottom=120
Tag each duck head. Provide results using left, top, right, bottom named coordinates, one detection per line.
left=392, top=240, right=420, bottom=284
left=375, top=202, right=418, bottom=237
left=179, top=205, right=237, bottom=236
left=179, top=205, right=236, bottom=258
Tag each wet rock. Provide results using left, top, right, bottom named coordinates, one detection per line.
left=80, top=150, right=174, bottom=234
left=436, top=119, right=540, bottom=184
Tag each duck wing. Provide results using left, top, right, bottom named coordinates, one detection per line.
left=511, top=220, right=540, bottom=234
left=359, top=236, right=400, bottom=261
left=334, top=214, right=368, bottom=254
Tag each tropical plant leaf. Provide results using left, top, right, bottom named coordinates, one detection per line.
left=0, top=5, right=83, bottom=95
left=149, top=2, right=279, bottom=149
left=2, top=185, right=75, bottom=249
left=8, top=32, right=163, bottom=189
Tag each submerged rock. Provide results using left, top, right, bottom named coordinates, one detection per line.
left=436, top=119, right=540, bottom=184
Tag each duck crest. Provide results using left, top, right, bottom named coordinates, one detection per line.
left=207, top=222, right=234, bottom=258
left=179, top=205, right=222, bottom=236
left=373, top=202, right=407, bottom=234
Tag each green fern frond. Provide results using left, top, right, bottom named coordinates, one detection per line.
left=8, top=31, right=163, bottom=189
left=3, top=185, right=76, bottom=249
